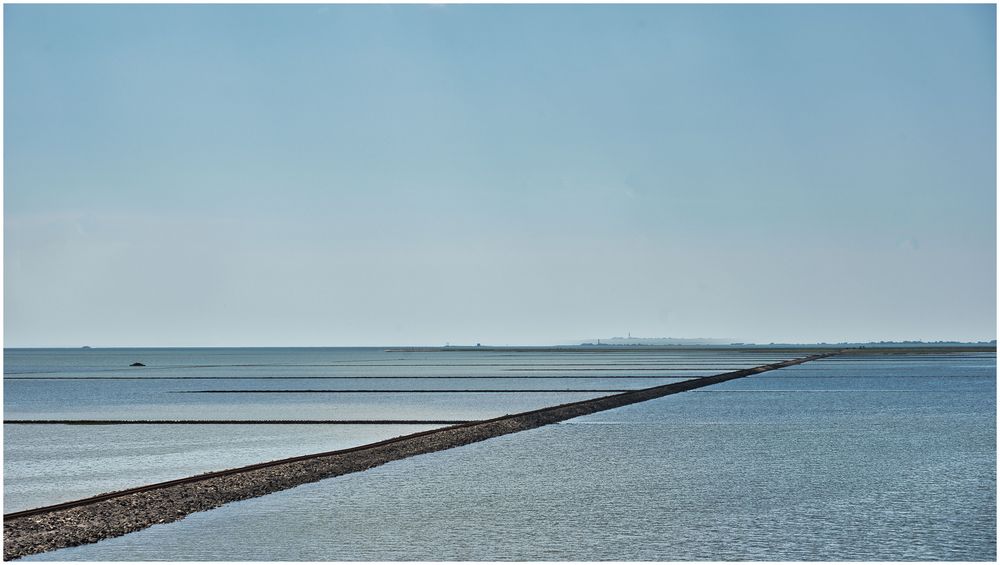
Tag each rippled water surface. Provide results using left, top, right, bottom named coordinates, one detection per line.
left=15, top=349, right=995, bottom=561
left=6, top=347, right=772, bottom=513
left=4, top=423, right=440, bottom=513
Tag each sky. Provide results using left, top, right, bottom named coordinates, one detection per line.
left=4, top=4, right=996, bottom=347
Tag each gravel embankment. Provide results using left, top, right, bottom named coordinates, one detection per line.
left=4, top=353, right=833, bottom=560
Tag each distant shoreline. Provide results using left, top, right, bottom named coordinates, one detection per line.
left=4, top=342, right=996, bottom=351
left=386, top=345, right=997, bottom=353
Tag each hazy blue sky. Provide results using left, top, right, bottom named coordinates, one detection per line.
left=4, top=4, right=996, bottom=347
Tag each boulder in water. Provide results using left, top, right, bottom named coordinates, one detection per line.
left=130, top=362, right=145, bottom=367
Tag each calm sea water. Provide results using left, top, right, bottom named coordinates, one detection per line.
left=8, top=349, right=996, bottom=560
left=5, top=347, right=781, bottom=513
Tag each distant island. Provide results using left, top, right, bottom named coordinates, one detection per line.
left=394, top=339, right=997, bottom=353
left=581, top=337, right=733, bottom=346
left=580, top=337, right=997, bottom=347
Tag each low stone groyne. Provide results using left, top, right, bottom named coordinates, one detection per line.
left=3, top=352, right=835, bottom=560
left=3, top=419, right=474, bottom=425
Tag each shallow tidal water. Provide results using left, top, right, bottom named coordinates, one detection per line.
left=4, top=423, right=441, bottom=513
left=16, top=350, right=996, bottom=561
left=5, top=347, right=769, bottom=513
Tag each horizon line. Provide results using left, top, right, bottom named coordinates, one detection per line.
left=3, top=340, right=997, bottom=350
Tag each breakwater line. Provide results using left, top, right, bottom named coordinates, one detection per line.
left=171, top=389, right=636, bottom=394
left=3, top=352, right=837, bottom=560
left=4, top=419, right=473, bottom=426
left=5, top=374, right=711, bottom=380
